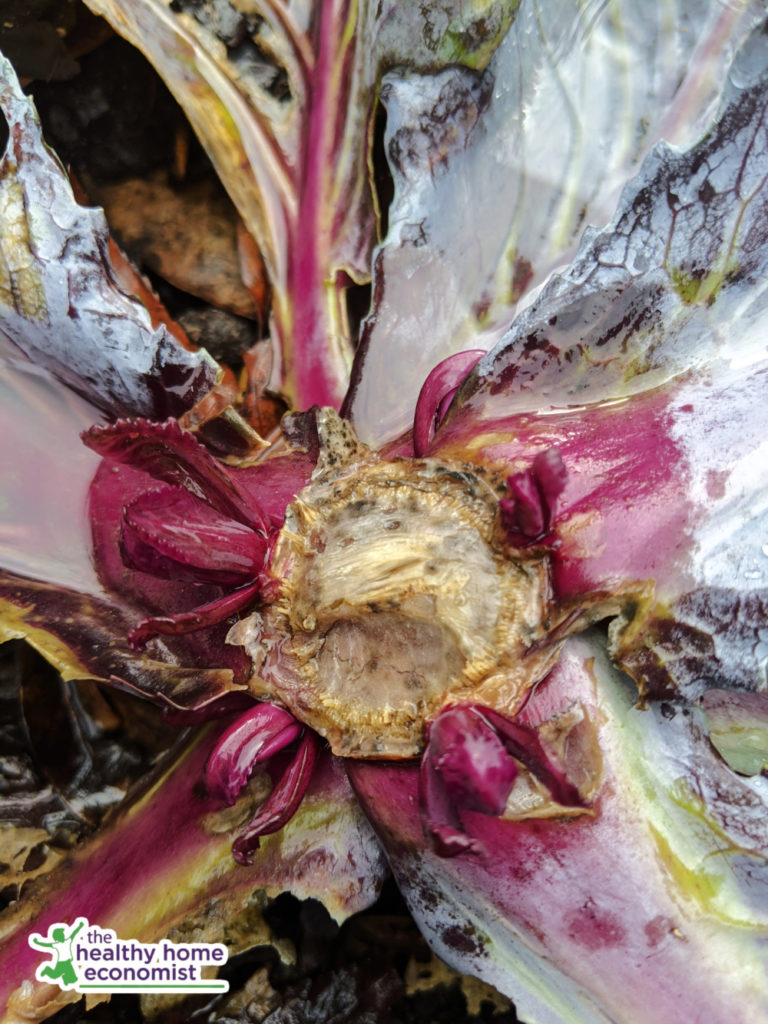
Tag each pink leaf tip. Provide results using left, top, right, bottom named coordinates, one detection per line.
left=206, top=704, right=320, bottom=864
left=413, top=350, right=485, bottom=455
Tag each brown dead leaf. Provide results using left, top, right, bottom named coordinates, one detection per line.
left=94, top=172, right=268, bottom=321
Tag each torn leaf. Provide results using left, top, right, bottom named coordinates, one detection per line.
left=0, top=54, right=219, bottom=421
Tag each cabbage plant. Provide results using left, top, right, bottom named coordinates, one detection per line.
left=1, top=1, right=768, bottom=1022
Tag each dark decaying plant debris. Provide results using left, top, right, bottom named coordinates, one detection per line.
left=0, top=641, right=173, bottom=911
left=37, top=884, right=520, bottom=1024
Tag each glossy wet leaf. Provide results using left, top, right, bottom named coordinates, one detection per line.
left=0, top=4, right=767, bottom=1023
left=700, top=689, right=768, bottom=775
left=0, top=54, right=219, bottom=421
left=0, top=570, right=249, bottom=710
left=434, top=18, right=768, bottom=700
left=346, top=0, right=765, bottom=442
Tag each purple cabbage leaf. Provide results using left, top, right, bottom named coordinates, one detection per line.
left=349, top=634, right=768, bottom=1024
left=1, top=3, right=768, bottom=1024
left=346, top=0, right=766, bottom=442
left=79, top=0, right=762, bottom=432
left=433, top=19, right=768, bottom=704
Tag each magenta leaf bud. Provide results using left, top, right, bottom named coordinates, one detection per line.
left=533, top=447, right=567, bottom=512
left=121, top=487, right=269, bottom=585
left=127, top=580, right=264, bottom=649
left=231, top=730, right=320, bottom=865
left=420, top=706, right=519, bottom=858
left=83, top=417, right=268, bottom=532
left=206, top=702, right=304, bottom=804
left=504, top=470, right=547, bottom=538
left=501, top=447, right=568, bottom=544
